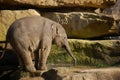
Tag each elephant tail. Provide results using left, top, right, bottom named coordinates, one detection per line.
left=0, top=41, right=8, bottom=59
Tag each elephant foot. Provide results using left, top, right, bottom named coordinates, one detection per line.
left=39, top=65, right=47, bottom=71
left=26, top=64, right=36, bottom=72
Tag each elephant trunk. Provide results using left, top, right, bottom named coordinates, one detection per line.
left=64, top=41, right=76, bottom=66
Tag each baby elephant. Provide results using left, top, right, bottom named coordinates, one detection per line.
left=6, top=16, right=76, bottom=72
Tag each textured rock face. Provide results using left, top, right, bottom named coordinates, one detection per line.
left=112, top=0, right=120, bottom=20
left=42, top=67, right=120, bottom=80
left=47, top=39, right=120, bottom=66
left=0, top=9, right=40, bottom=41
left=0, top=0, right=116, bottom=8
left=0, top=0, right=118, bottom=40
left=0, top=11, right=116, bottom=40
left=42, top=12, right=115, bottom=38
left=69, top=39, right=120, bottom=65
left=1, top=67, right=120, bottom=80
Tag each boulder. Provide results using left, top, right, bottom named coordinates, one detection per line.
left=42, top=12, right=115, bottom=38
left=0, top=0, right=116, bottom=9
left=0, top=9, right=40, bottom=41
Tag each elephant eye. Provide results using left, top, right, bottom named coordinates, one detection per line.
left=64, top=37, right=67, bottom=39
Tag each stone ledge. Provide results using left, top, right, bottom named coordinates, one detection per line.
left=0, top=0, right=116, bottom=9
left=42, top=67, right=120, bottom=80
left=0, top=66, right=120, bottom=80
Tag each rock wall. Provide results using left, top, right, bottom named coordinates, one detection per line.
left=48, top=39, right=120, bottom=66
left=0, top=0, right=117, bottom=40
left=0, top=1, right=120, bottom=80
left=0, top=0, right=117, bottom=8
left=0, top=0, right=119, bottom=66
left=42, top=12, right=114, bottom=38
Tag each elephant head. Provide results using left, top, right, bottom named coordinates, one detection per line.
left=52, top=24, right=76, bottom=65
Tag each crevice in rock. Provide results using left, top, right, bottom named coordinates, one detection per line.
left=0, top=3, right=97, bottom=13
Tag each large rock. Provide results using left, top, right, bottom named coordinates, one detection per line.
left=48, top=39, right=120, bottom=66
left=42, top=67, right=120, bottom=80
left=0, top=0, right=116, bottom=9
left=1, top=67, right=120, bottom=80
left=0, top=9, right=40, bottom=41
left=42, top=12, right=115, bottom=38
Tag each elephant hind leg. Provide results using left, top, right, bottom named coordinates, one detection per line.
left=15, top=48, right=36, bottom=72
left=10, top=40, right=36, bottom=72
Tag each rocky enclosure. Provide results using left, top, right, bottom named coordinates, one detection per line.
left=0, top=0, right=120, bottom=80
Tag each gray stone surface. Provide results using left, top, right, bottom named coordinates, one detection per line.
left=42, top=12, right=115, bottom=38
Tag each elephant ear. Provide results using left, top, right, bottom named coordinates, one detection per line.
left=51, top=23, right=60, bottom=38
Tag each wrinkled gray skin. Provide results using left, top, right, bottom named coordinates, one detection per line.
left=6, top=16, right=76, bottom=72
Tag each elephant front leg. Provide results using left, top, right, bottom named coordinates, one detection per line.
left=38, top=43, right=51, bottom=70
